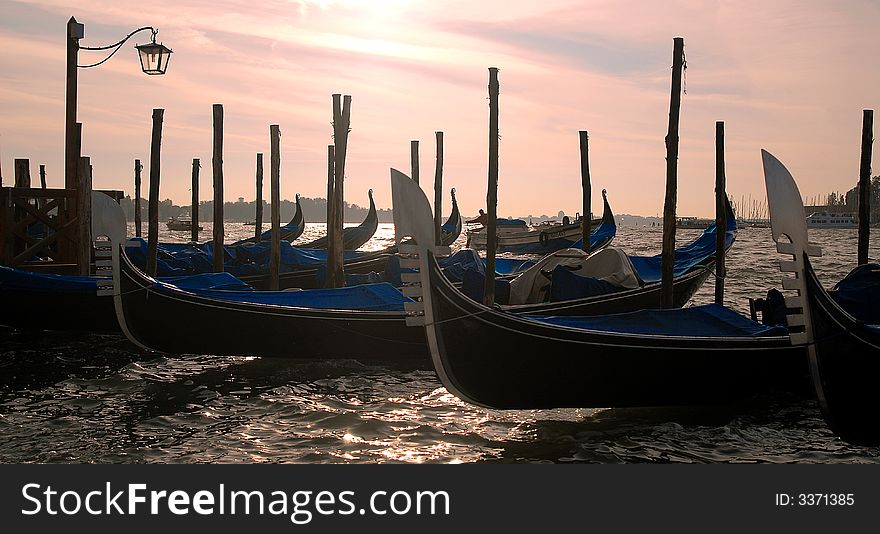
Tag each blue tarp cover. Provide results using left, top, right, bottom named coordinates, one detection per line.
left=0, top=265, right=253, bottom=293
left=0, top=265, right=98, bottom=294
left=830, top=263, right=880, bottom=324
left=548, top=264, right=623, bottom=302
left=526, top=303, right=788, bottom=337
left=156, top=280, right=412, bottom=312
left=628, top=220, right=735, bottom=282
left=125, top=238, right=376, bottom=277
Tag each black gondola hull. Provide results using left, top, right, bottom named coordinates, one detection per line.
left=804, top=257, right=880, bottom=445
left=425, top=253, right=806, bottom=409
left=117, top=253, right=427, bottom=360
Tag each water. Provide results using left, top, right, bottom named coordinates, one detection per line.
left=1, top=224, right=879, bottom=463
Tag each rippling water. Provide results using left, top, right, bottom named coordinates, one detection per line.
left=1, top=223, right=879, bottom=463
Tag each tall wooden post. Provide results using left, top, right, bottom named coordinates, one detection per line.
left=134, top=159, right=142, bottom=237
left=484, top=67, right=500, bottom=307
left=146, top=108, right=164, bottom=277
left=858, top=109, right=873, bottom=265
left=579, top=130, right=591, bottom=252
left=714, top=121, right=727, bottom=305
left=661, top=37, right=685, bottom=309
left=212, top=104, right=225, bottom=272
left=269, top=126, right=281, bottom=290
left=434, top=131, right=444, bottom=245
left=64, top=17, right=82, bottom=190
left=39, top=165, right=47, bottom=189
left=76, top=156, right=92, bottom=275
left=13, top=159, right=30, bottom=188
left=254, top=153, right=264, bottom=241
left=147, top=108, right=165, bottom=276
left=411, top=140, right=420, bottom=185
left=191, top=158, right=200, bottom=243
left=325, top=144, right=336, bottom=287
left=328, top=94, right=351, bottom=288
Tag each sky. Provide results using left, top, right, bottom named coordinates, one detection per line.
left=1, top=0, right=878, bottom=218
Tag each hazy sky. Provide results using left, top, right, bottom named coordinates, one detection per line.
left=1, top=0, right=877, bottom=218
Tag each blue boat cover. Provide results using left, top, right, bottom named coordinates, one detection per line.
left=527, top=303, right=788, bottom=338
left=462, top=267, right=511, bottom=305
left=160, top=272, right=254, bottom=291
left=0, top=265, right=98, bottom=294
left=0, top=265, right=253, bottom=293
left=570, top=219, right=617, bottom=250
left=830, top=263, right=880, bottom=324
left=125, top=238, right=377, bottom=277
left=628, top=218, right=736, bottom=282
left=497, top=219, right=526, bottom=226
left=156, top=280, right=413, bottom=312
left=548, top=264, right=623, bottom=302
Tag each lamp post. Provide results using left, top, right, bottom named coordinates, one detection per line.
left=64, top=16, right=172, bottom=189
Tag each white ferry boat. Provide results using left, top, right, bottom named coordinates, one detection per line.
left=805, top=211, right=857, bottom=229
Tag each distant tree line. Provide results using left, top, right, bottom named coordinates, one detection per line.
left=119, top=196, right=393, bottom=223
left=842, top=175, right=880, bottom=222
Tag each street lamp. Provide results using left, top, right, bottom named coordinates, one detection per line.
left=64, top=17, right=172, bottom=189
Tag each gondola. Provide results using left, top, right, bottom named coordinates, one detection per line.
left=296, top=189, right=379, bottom=250
left=230, top=193, right=306, bottom=246
left=465, top=190, right=615, bottom=254
left=761, top=149, right=880, bottom=445
left=439, top=188, right=462, bottom=246
left=391, top=167, right=808, bottom=409
left=87, top=193, right=427, bottom=359
left=497, top=197, right=736, bottom=315
left=112, top=250, right=426, bottom=359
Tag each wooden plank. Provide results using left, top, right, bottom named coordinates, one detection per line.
left=76, top=156, right=92, bottom=275
left=269, top=126, right=281, bottom=290
left=11, top=218, right=78, bottom=266
left=212, top=103, right=225, bottom=272
left=661, top=37, right=685, bottom=309
left=147, top=108, right=164, bottom=277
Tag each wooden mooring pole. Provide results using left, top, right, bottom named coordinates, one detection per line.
left=661, top=37, right=685, bottom=309
left=328, top=94, right=351, bottom=288
left=434, top=131, right=444, bottom=246
left=14, top=159, right=30, bottom=187
left=191, top=158, right=200, bottom=243
left=269, top=126, right=281, bottom=290
left=76, top=156, right=92, bottom=276
left=579, top=131, right=591, bottom=252
left=146, top=109, right=164, bottom=277
left=39, top=165, right=46, bottom=189
left=325, top=144, right=336, bottom=287
left=484, top=67, right=500, bottom=307
left=714, top=121, right=727, bottom=305
left=255, top=153, right=264, bottom=242
left=212, top=104, right=225, bottom=272
left=134, top=159, right=142, bottom=237
left=411, top=140, right=420, bottom=185
left=858, top=109, right=873, bottom=265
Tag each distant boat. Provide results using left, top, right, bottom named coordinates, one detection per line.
left=805, top=211, right=857, bottom=229
left=465, top=190, right=615, bottom=254
left=296, top=189, right=379, bottom=250
left=166, top=216, right=202, bottom=232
